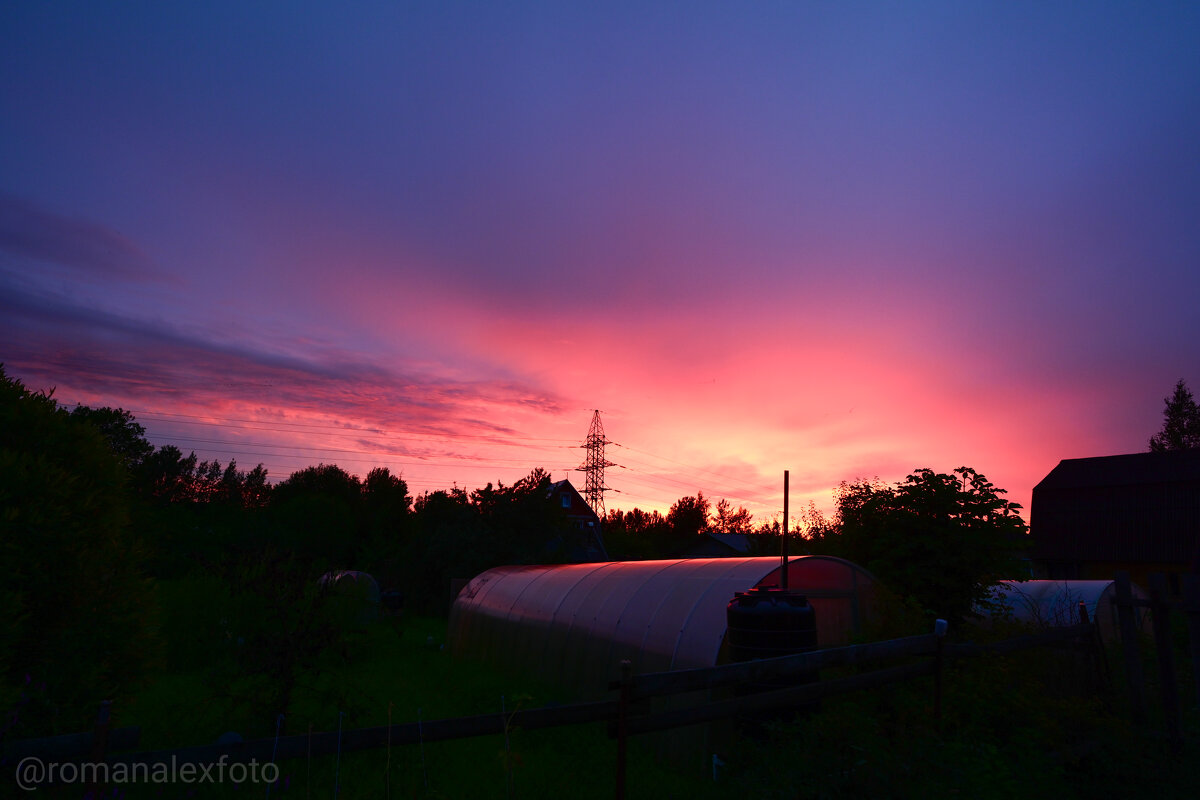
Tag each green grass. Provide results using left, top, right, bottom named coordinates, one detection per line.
left=104, top=612, right=725, bottom=799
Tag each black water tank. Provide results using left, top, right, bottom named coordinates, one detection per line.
left=726, top=587, right=819, bottom=722
left=727, top=586, right=817, bottom=661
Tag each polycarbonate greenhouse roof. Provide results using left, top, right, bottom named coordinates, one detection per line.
left=448, top=556, right=879, bottom=699
left=989, top=579, right=1149, bottom=642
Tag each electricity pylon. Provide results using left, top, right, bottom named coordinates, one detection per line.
left=576, top=410, right=615, bottom=518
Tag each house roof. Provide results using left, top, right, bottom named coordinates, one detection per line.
left=704, top=532, right=752, bottom=553
left=547, top=479, right=598, bottom=518
left=679, top=532, right=754, bottom=559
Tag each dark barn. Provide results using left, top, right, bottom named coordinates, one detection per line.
left=1031, top=450, right=1200, bottom=591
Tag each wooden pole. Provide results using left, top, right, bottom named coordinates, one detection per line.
left=781, top=470, right=789, bottom=590
left=1148, top=572, right=1183, bottom=752
left=1114, top=571, right=1146, bottom=724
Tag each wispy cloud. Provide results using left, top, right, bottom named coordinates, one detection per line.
left=0, top=193, right=157, bottom=280
left=0, top=283, right=565, bottom=440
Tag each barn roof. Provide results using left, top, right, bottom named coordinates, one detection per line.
left=1031, top=450, right=1200, bottom=565
left=1035, top=450, right=1200, bottom=491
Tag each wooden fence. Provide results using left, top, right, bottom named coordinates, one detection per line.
left=5, top=573, right=1196, bottom=797
left=1111, top=570, right=1200, bottom=752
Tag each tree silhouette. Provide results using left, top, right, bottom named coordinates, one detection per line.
left=667, top=492, right=711, bottom=536
left=270, top=464, right=363, bottom=565
left=0, top=367, right=156, bottom=733
left=713, top=497, right=753, bottom=534
left=1149, top=379, right=1200, bottom=452
left=68, top=404, right=153, bottom=469
left=816, top=467, right=1026, bottom=625
left=137, top=444, right=199, bottom=502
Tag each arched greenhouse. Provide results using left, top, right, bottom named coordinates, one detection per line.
left=448, top=556, right=880, bottom=698
left=989, top=579, right=1150, bottom=642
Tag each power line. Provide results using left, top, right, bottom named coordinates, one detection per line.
left=146, top=434, right=570, bottom=467
left=65, top=404, right=578, bottom=446
left=614, top=456, right=773, bottom=505
left=70, top=400, right=780, bottom=512
left=143, top=439, right=573, bottom=473
left=613, top=442, right=774, bottom=496
left=613, top=464, right=764, bottom=506
left=140, top=445, right=575, bottom=490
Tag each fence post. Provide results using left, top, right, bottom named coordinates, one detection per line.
left=1080, top=600, right=1112, bottom=696
left=1114, top=571, right=1146, bottom=724
left=933, top=619, right=947, bottom=730
left=615, top=659, right=632, bottom=800
left=1182, top=573, right=1200, bottom=711
left=87, top=700, right=112, bottom=796
left=1148, top=572, right=1183, bottom=752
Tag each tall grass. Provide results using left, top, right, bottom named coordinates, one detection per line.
left=110, top=589, right=724, bottom=799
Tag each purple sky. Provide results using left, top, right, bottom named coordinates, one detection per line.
left=3, top=2, right=1199, bottom=522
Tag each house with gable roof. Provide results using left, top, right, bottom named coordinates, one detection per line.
left=547, top=478, right=608, bottom=562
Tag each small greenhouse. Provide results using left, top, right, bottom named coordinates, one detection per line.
left=988, top=579, right=1150, bottom=642
left=318, top=570, right=381, bottom=625
left=448, top=556, right=880, bottom=698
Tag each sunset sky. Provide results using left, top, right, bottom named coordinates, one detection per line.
left=3, top=2, right=1198, bottom=523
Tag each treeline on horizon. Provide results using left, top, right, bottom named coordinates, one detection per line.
left=18, top=377, right=796, bottom=580
left=2, top=366, right=1030, bottom=738
left=54, top=397, right=788, bottom=577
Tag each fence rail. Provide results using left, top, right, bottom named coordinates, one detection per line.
left=625, top=660, right=937, bottom=735
left=2, top=700, right=624, bottom=767
left=613, top=632, right=939, bottom=700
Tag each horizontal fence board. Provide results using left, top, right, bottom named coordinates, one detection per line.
left=627, top=660, right=936, bottom=734
left=620, top=634, right=938, bottom=700
left=1, top=727, right=141, bottom=760
left=94, top=700, right=621, bottom=767
left=945, top=623, right=1092, bottom=658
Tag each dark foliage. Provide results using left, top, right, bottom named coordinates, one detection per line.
left=603, top=507, right=672, bottom=560
left=0, top=367, right=157, bottom=735
left=68, top=404, right=154, bottom=470
left=1149, top=378, right=1200, bottom=451
left=811, top=467, right=1027, bottom=625
left=606, top=493, right=766, bottom=559
left=403, top=469, right=574, bottom=613
left=666, top=492, right=711, bottom=537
